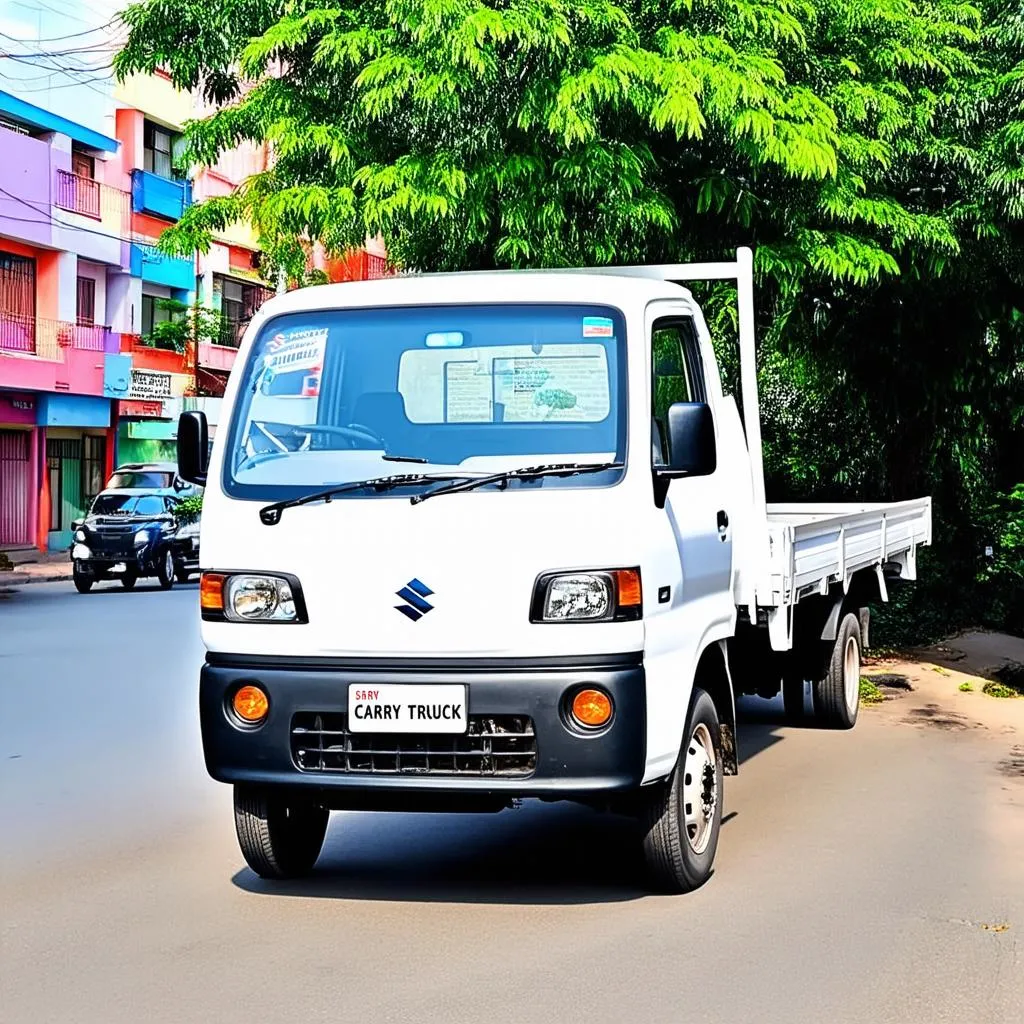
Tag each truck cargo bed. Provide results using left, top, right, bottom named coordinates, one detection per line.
left=762, top=498, right=932, bottom=607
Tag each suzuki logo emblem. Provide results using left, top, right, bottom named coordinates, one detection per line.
left=395, top=579, right=434, bottom=622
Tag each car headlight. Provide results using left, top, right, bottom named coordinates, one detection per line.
left=74, top=528, right=87, bottom=543
left=134, top=529, right=150, bottom=546
left=531, top=569, right=642, bottom=623
left=224, top=574, right=299, bottom=622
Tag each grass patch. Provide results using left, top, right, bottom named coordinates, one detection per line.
left=993, top=662, right=1024, bottom=696
left=931, top=664, right=951, bottom=676
left=982, top=681, right=1020, bottom=699
left=860, top=677, right=887, bottom=704
left=958, top=682, right=973, bottom=692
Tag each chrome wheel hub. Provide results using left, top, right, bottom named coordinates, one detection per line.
left=682, top=722, right=718, bottom=855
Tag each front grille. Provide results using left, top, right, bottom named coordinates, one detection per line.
left=291, top=712, right=537, bottom=777
left=89, top=532, right=135, bottom=556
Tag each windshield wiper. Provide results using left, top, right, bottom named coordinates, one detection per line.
left=259, top=473, right=471, bottom=525
left=410, top=462, right=623, bottom=505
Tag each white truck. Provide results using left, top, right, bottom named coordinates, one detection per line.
left=177, top=248, right=931, bottom=892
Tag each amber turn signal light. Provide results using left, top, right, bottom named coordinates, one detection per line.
left=233, top=685, right=269, bottom=723
left=200, top=572, right=226, bottom=611
left=612, top=569, right=642, bottom=608
left=571, top=688, right=613, bottom=729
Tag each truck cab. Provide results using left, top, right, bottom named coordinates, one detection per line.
left=178, top=249, right=930, bottom=891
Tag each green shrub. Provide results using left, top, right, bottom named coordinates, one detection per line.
left=175, top=494, right=203, bottom=524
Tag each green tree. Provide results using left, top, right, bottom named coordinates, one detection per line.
left=116, top=0, right=1024, bottom=638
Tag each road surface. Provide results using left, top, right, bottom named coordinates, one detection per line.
left=2, top=580, right=1022, bottom=1023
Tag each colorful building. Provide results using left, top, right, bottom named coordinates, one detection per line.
left=0, top=16, right=389, bottom=553
left=0, top=90, right=129, bottom=550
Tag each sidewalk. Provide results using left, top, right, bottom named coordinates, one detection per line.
left=0, top=549, right=73, bottom=588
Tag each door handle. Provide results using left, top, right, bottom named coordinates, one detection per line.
left=717, top=510, right=729, bottom=540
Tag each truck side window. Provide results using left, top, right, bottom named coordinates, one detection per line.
left=651, top=319, right=707, bottom=465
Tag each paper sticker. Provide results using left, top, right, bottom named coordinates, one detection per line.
left=582, top=316, right=614, bottom=338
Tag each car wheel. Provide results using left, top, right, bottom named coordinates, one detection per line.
left=234, top=786, right=329, bottom=880
left=72, top=561, right=93, bottom=594
left=121, top=571, right=137, bottom=590
left=812, top=613, right=862, bottom=729
left=156, top=548, right=175, bottom=590
left=640, top=687, right=724, bottom=893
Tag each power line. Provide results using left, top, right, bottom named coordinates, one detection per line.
left=0, top=17, right=117, bottom=43
left=0, top=184, right=193, bottom=254
left=0, top=53, right=117, bottom=99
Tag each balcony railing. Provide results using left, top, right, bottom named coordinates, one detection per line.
left=218, top=318, right=244, bottom=349
left=54, top=170, right=131, bottom=232
left=131, top=169, right=193, bottom=221
left=0, top=312, right=111, bottom=361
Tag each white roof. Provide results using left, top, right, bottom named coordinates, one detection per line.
left=257, top=270, right=693, bottom=318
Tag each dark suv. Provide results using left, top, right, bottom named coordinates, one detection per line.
left=70, top=489, right=200, bottom=593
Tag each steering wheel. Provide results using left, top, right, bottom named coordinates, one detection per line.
left=301, top=422, right=387, bottom=449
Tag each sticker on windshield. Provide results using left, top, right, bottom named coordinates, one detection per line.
left=582, top=316, right=614, bottom=338
left=261, top=327, right=327, bottom=398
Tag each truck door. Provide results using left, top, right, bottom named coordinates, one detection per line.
left=642, top=311, right=736, bottom=779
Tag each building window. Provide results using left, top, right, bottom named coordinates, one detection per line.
left=141, top=293, right=173, bottom=337
left=143, top=120, right=178, bottom=179
left=215, top=275, right=273, bottom=346
left=71, top=150, right=95, bottom=180
left=76, top=277, right=96, bottom=326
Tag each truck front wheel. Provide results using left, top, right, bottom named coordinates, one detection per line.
left=812, top=613, right=862, bottom=729
left=233, top=786, right=329, bottom=880
left=641, top=687, right=723, bottom=893
left=72, top=562, right=93, bottom=593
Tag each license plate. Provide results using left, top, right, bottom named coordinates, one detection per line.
left=347, top=684, right=467, bottom=734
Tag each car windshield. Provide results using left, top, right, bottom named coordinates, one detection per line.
left=91, top=494, right=166, bottom=516
left=225, top=302, right=627, bottom=499
left=107, top=471, right=174, bottom=489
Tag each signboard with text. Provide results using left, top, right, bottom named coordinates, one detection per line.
left=128, top=369, right=173, bottom=401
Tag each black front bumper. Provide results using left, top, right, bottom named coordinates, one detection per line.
left=200, top=654, right=646, bottom=808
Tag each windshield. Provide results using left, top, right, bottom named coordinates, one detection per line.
left=225, top=303, right=627, bottom=499
left=90, top=494, right=166, bottom=517
left=107, top=471, right=174, bottom=489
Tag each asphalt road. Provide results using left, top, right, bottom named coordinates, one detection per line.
left=2, top=580, right=1022, bottom=1024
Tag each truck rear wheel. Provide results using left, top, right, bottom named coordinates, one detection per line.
left=812, top=613, right=861, bottom=729
left=233, top=786, right=329, bottom=880
left=641, top=687, right=723, bottom=893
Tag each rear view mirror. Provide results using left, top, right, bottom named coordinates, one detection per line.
left=177, top=411, right=209, bottom=486
left=661, top=402, right=716, bottom=478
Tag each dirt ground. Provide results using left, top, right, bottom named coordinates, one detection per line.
left=863, top=629, right=1024, bottom=778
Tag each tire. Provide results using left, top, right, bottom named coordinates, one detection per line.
left=121, top=571, right=137, bottom=590
left=233, top=786, right=329, bottom=880
left=156, top=548, right=175, bottom=590
left=641, top=688, right=724, bottom=893
left=72, top=562, right=93, bottom=594
left=812, top=612, right=861, bottom=729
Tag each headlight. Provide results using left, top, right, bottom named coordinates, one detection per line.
left=545, top=574, right=613, bottom=620
left=134, top=529, right=150, bottom=546
left=224, top=574, right=298, bottom=622
left=531, top=568, right=642, bottom=623
left=74, top=528, right=87, bottom=543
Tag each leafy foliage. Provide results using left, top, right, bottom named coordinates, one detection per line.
left=174, top=494, right=204, bottom=525
left=143, top=299, right=227, bottom=353
left=115, top=0, right=1024, bottom=640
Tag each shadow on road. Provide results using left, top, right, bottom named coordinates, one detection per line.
left=79, top=580, right=200, bottom=595
left=232, top=710, right=792, bottom=906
